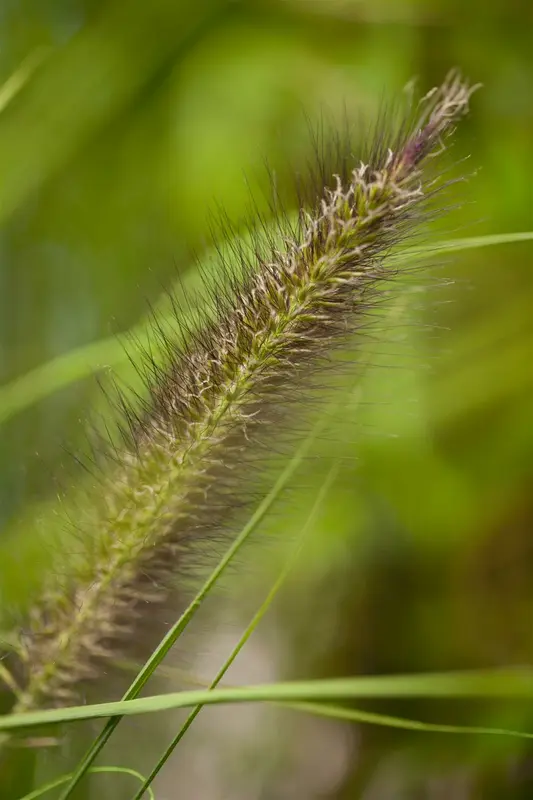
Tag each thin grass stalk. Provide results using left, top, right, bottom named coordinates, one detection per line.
left=132, top=463, right=341, bottom=798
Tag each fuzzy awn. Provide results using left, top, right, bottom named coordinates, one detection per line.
left=5, top=71, right=476, bottom=714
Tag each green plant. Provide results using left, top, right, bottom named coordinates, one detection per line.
left=1, top=64, right=532, bottom=799
left=1, top=72, right=474, bottom=716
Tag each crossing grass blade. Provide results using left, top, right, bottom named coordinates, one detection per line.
left=1, top=669, right=533, bottom=734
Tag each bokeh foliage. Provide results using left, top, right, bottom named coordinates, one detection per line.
left=0, top=0, right=532, bottom=798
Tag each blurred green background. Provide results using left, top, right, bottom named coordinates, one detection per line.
left=0, top=0, right=532, bottom=798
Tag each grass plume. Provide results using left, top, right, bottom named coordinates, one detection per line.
left=3, top=71, right=476, bottom=715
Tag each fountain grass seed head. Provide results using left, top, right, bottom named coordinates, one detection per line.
left=2, top=71, right=477, bottom=714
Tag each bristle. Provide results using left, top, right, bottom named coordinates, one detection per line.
left=8, top=72, right=476, bottom=713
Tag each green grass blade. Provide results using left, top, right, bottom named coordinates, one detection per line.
left=0, top=335, right=125, bottom=427
left=279, top=701, right=533, bottom=740
left=401, top=231, right=533, bottom=258
left=2, top=669, right=533, bottom=733
left=17, top=767, right=155, bottom=800
left=0, top=284, right=202, bottom=428
left=0, top=49, right=48, bottom=115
